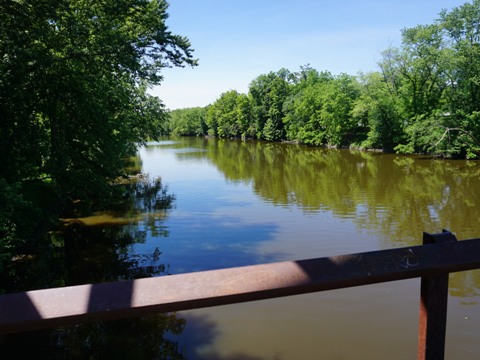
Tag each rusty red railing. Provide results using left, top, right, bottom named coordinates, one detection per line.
left=1, top=230, right=479, bottom=360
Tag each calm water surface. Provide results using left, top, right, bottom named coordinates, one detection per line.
left=133, top=137, right=480, bottom=360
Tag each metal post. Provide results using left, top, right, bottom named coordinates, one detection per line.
left=417, top=230, right=457, bottom=360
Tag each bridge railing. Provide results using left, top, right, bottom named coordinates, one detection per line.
left=1, top=230, right=480, bottom=360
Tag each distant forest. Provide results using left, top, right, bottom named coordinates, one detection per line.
left=168, top=0, right=480, bottom=160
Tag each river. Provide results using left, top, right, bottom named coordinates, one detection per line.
left=136, top=137, right=480, bottom=359
left=5, top=136, right=480, bottom=359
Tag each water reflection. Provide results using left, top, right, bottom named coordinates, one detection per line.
left=197, top=139, right=480, bottom=244
left=5, top=137, right=480, bottom=359
left=110, top=139, right=480, bottom=358
left=60, top=176, right=176, bottom=285
left=0, top=176, right=187, bottom=359
left=0, top=314, right=187, bottom=360
left=153, top=137, right=480, bottom=300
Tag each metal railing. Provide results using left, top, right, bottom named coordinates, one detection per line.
left=1, top=230, right=480, bottom=359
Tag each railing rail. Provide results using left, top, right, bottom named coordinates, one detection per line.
left=1, top=231, right=480, bottom=359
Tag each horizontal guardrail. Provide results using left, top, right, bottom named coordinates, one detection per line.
left=1, top=231, right=479, bottom=359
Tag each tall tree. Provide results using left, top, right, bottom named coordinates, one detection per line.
left=206, top=90, right=241, bottom=138
left=205, top=90, right=252, bottom=139
left=169, top=107, right=207, bottom=136
left=380, top=1, right=480, bottom=158
left=352, top=72, right=403, bottom=151
left=283, top=73, right=360, bottom=147
left=438, top=0, right=480, bottom=158
left=0, top=0, right=196, bottom=266
left=249, top=69, right=291, bottom=141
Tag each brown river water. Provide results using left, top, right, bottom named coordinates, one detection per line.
left=6, top=136, right=480, bottom=359
left=135, top=137, right=480, bottom=360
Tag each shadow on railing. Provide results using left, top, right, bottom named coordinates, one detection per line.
left=1, top=230, right=480, bottom=360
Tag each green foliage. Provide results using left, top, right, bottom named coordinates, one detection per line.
left=207, top=90, right=240, bottom=138
left=283, top=77, right=330, bottom=145
left=0, top=180, right=23, bottom=273
left=169, top=2, right=480, bottom=160
left=283, top=72, right=361, bottom=146
left=205, top=90, right=252, bottom=138
left=4, top=0, right=480, bottom=274
left=352, top=72, right=404, bottom=151
left=168, top=107, right=207, bottom=136
left=381, top=0, right=480, bottom=158
left=0, top=0, right=196, bottom=269
left=249, top=69, right=292, bottom=140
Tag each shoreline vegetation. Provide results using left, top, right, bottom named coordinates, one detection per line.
left=167, top=1, right=480, bottom=161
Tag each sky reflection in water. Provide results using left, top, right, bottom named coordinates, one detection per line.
left=133, top=138, right=480, bottom=360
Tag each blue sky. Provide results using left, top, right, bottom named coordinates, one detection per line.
left=151, top=0, right=468, bottom=110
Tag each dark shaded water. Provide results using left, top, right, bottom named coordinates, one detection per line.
left=4, top=137, right=480, bottom=359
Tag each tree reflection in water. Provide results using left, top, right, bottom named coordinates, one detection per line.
left=188, top=138, right=480, bottom=299
left=0, top=176, right=188, bottom=359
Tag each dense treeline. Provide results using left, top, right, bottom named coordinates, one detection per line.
left=168, top=1, right=480, bottom=159
left=0, top=0, right=195, bottom=273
